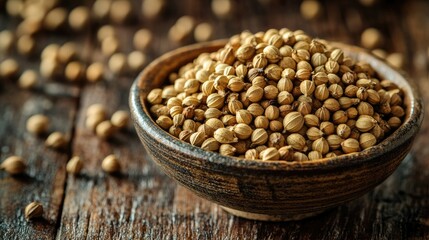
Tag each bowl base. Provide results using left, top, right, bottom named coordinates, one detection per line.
left=220, top=206, right=326, bottom=221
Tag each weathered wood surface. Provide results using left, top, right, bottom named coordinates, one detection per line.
left=1, top=0, right=429, bottom=239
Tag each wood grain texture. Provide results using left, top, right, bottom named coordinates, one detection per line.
left=1, top=0, right=429, bottom=239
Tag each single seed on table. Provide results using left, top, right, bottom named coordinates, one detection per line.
left=44, top=7, right=67, bottom=31
left=109, top=0, right=132, bottom=24
left=0, top=156, right=26, bottom=175
left=0, top=58, right=19, bottom=78
left=108, top=53, right=127, bottom=75
left=102, top=154, right=121, bottom=174
left=65, top=61, right=85, bottom=82
left=128, top=51, right=147, bottom=72
left=41, top=44, right=60, bottom=60
left=68, top=6, right=90, bottom=31
left=18, top=70, right=38, bottom=89
left=86, top=62, right=104, bottom=82
left=17, top=35, right=36, bottom=56
left=194, top=22, right=213, bottom=42
left=40, top=58, right=62, bottom=79
left=0, top=30, right=14, bottom=52
left=97, top=25, right=116, bottom=43
left=386, top=53, right=404, bottom=69
left=24, top=202, right=43, bottom=221
left=45, top=131, right=68, bottom=149
left=111, top=110, right=129, bottom=129
left=58, top=42, right=78, bottom=63
left=168, top=16, right=196, bottom=43
left=27, top=114, right=50, bottom=135
left=211, top=0, right=234, bottom=19
left=300, top=0, right=322, bottom=20
left=92, top=0, right=111, bottom=20
left=85, top=114, right=104, bottom=131
left=66, top=156, right=83, bottom=174
left=371, top=48, right=387, bottom=59
left=86, top=104, right=107, bottom=118
left=142, top=0, right=165, bottom=19
left=133, top=28, right=153, bottom=51
left=101, top=36, right=120, bottom=56
left=361, top=28, right=384, bottom=49
left=96, top=120, right=116, bottom=139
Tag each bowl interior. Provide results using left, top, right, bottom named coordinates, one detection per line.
left=132, top=40, right=423, bottom=171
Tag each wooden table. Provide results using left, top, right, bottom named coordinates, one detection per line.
left=1, top=1, right=428, bottom=239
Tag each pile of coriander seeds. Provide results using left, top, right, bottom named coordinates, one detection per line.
left=146, top=28, right=406, bottom=161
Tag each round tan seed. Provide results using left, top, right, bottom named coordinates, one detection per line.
left=102, top=154, right=121, bottom=174
left=26, top=114, right=50, bottom=135
left=111, top=110, right=129, bottom=129
left=86, top=62, right=104, bottom=82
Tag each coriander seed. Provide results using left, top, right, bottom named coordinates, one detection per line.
left=27, top=114, right=49, bottom=135
left=111, top=110, right=129, bottom=129
left=102, top=154, right=121, bottom=174
left=25, top=202, right=43, bottom=221
left=45, top=132, right=67, bottom=149
left=66, top=156, right=83, bottom=175
left=96, top=120, right=116, bottom=139
left=1, top=156, right=26, bottom=175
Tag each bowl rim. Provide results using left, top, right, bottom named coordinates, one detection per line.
left=130, top=40, right=424, bottom=171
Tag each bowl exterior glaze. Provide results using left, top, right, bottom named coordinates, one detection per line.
left=130, top=41, right=423, bottom=221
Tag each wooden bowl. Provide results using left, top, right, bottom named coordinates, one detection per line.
left=129, top=40, right=424, bottom=221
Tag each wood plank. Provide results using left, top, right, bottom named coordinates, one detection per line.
left=0, top=77, right=78, bottom=239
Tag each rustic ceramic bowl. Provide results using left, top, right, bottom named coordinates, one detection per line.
left=129, top=40, right=423, bottom=221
